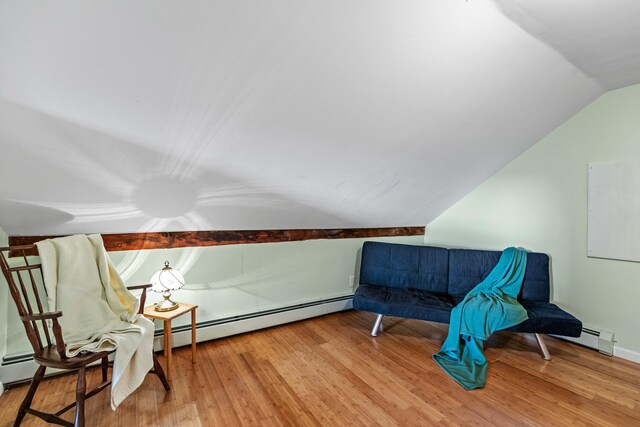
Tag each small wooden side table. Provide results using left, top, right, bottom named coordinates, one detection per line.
left=143, top=302, right=198, bottom=381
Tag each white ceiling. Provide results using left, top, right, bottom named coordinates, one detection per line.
left=492, top=0, right=640, bottom=90
left=0, top=0, right=637, bottom=236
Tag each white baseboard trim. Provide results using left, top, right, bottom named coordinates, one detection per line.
left=613, top=345, right=640, bottom=364
left=0, top=358, right=41, bottom=385
left=0, top=297, right=353, bottom=385
left=154, top=297, right=352, bottom=351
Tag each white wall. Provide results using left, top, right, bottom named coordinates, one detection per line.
left=0, top=228, right=7, bottom=362
left=0, top=226, right=422, bottom=362
left=425, top=83, right=640, bottom=355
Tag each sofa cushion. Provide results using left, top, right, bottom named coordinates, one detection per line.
left=353, top=285, right=454, bottom=324
left=519, top=252, right=552, bottom=302
left=506, top=300, right=582, bottom=337
left=447, top=249, right=550, bottom=302
left=359, top=242, right=449, bottom=293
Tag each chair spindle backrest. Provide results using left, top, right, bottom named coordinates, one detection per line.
left=0, top=245, right=54, bottom=357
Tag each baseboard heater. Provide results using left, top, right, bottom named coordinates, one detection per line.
left=553, top=326, right=614, bottom=356
left=1, top=295, right=354, bottom=386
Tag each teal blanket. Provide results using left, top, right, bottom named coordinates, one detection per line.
left=432, top=247, right=528, bottom=389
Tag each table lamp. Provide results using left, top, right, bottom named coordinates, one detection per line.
left=150, top=260, right=185, bottom=312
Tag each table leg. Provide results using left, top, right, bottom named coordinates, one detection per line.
left=191, top=309, right=197, bottom=364
left=164, top=320, right=172, bottom=381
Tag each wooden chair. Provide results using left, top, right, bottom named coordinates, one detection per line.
left=0, top=244, right=171, bottom=427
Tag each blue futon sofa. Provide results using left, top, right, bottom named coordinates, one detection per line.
left=352, top=242, right=582, bottom=359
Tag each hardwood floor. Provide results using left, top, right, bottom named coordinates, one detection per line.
left=1, top=310, right=639, bottom=426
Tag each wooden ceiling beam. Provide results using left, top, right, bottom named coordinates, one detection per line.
left=8, top=226, right=425, bottom=255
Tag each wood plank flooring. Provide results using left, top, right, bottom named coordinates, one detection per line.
left=1, top=310, right=639, bottom=426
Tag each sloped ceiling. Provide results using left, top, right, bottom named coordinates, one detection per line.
left=0, top=0, right=636, bottom=236
left=493, top=0, right=640, bottom=90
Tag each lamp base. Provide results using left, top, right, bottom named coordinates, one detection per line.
left=154, top=296, right=179, bottom=312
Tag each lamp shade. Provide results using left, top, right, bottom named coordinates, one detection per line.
left=150, top=261, right=185, bottom=293
left=150, top=261, right=184, bottom=311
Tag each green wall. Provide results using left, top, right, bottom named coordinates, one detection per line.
left=425, top=83, right=640, bottom=355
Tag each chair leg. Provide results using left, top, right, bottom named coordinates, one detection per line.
left=14, top=365, right=46, bottom=426
left=534, top=333, right=552, bottom=360
left=74, top=367, right=87, bottom=427
left=101, top=357, right=109, bottom=383
left=371, top=314, right=384, bottom=337
left=152, top=352, right=171, bottom=391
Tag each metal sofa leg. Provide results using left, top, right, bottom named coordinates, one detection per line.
left=535, top=333, right=551, bottom=360
left=371, top=314, right=384, bottom=337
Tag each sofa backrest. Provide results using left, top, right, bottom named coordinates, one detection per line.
left=359, top=242, right=551, bottom=302
left=447, top=249, right=550, bottom=302
left=359, top=241, right=449, bottom=293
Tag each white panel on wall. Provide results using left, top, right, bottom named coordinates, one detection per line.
left=588, top=160, right=640, bottom=262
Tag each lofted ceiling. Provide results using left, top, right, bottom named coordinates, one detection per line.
left=0, top=0, right=638, bottom=236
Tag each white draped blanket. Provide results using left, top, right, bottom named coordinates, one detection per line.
left=36, top=234, right=154, bottom=410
